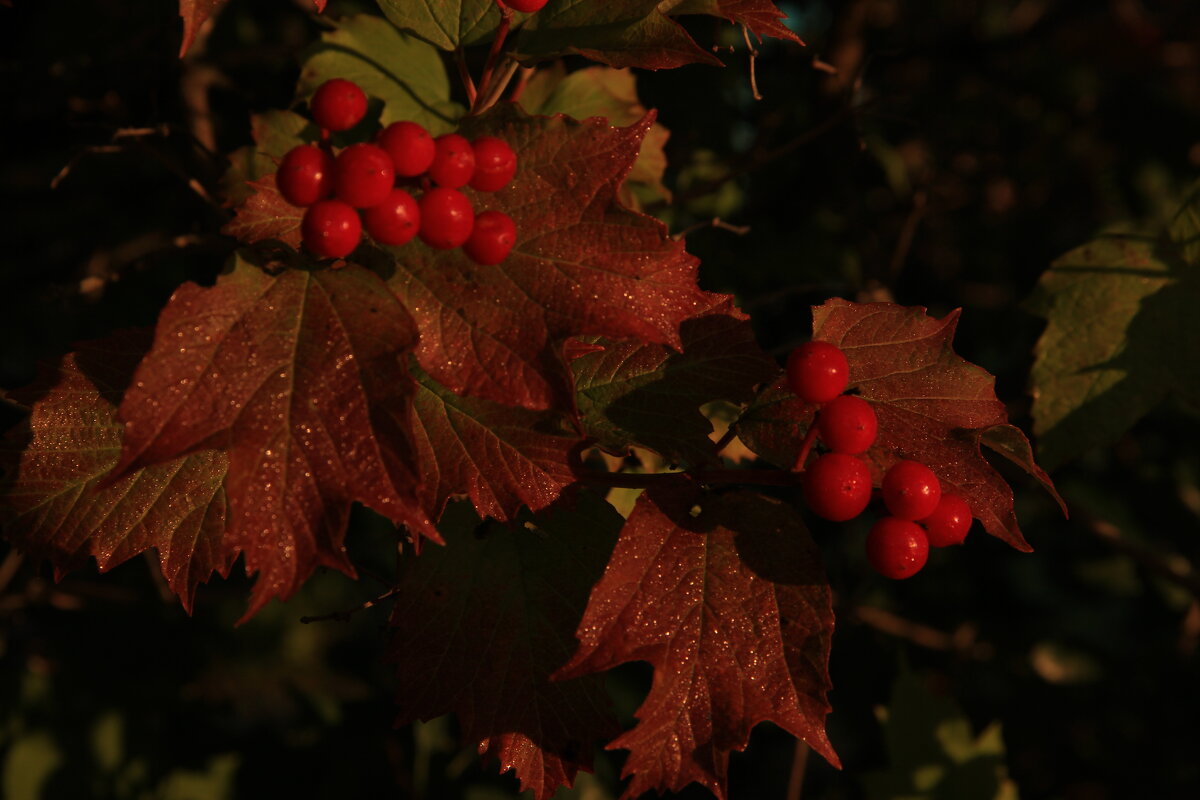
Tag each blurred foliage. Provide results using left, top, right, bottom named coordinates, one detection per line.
left=2, top=0, right=1200, bottom=798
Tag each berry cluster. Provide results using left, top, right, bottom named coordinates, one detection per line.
left=276, top=78, right=519, bottom=265
left=786, top=341, right=974, bottom=580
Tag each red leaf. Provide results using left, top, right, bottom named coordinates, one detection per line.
left=0, top=331, right=231, bottom=612
left=409, top=364, right=580, bottom=521
left=672, top=0, right=804, bottom=45
left=387, top=105, right=728, bottom=411
left=221, top=174, right=303, bottom=248
left=738, top=300, right=1066, bottom=550
left=110, top=259, right=434, bottom=618
left=556, top=487, right=839, bottom=800
left=389, top=496, right=622, bottom=800
left=179, top=0, right=328, bottom=57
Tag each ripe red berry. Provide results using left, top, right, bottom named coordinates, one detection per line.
left=802, top=452, right=872, bottom=522
left=505, top=0, right=549, bottom=11
left=309, top=78, right=368, bottom=132
left=786, top=341, right=849, bottom=404
left=418, top=188, right=475, bottom=249
left=428, top=133, right=476, bottom=189
left=463, top=210, right=516, bottom=265
left=882, top=460, right=942, bottom=521
left=276, top=144, right=335, bottom=207
left=469, top=136, right=517, bottom=192
left=363, top=189, right=421, bottom=247
left=335, top=143, right=395, bottom=209
left=920, top=493, right=973, bottom=547
left=817, top=394, right=878, bottom=454
left=866, top=517, right=930, bottom=579
left=377, top=121, right=436, bottom=177
left=301, top=199, right=361, bottom=259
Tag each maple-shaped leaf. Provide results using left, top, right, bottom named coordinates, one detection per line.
left=385, top=104, right=728, bottom=411
left=514, top=0, right=722, bottom=70
left=571, top=307, right=777, bottom=467
left=664, top=0, right=804, bottom=45
left=1026, top=184, right=1200, bottom=470
left=109, top=257, right=434, bottom=618
left=737, top=300, right=1066, bottom=551
left=555, top=487, right=839, bottom=800
left=409, top=364, right=579, bottom=522
left=389, top=495, right=622, bottom=800
left=221, top=174, right=303, bottom=248
left=518, top=63, right=671, bottom=208
left=178, top=0, right=327, bottom=57
left=296, top=14, right=462, bottom=133
left=0, top=331, right=231, bottom=612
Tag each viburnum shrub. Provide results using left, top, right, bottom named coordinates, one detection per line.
left=0, top=3, right=1070, bottom=799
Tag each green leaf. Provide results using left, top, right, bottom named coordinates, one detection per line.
left=297, top=14, right=462, bottom=134
left=1027, top=183, right=1200, bottom=469
left=221, top=110, right=312, bottom=206
left=375, top=0, right=502, bottom=50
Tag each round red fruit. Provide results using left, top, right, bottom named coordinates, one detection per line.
left=817, top=394, right=877, bottom=454
left=428, top=133, right=476, bottom=189
left=802, top=452, right=872, bottom=522
left=363, top=189, right=421, bottom=247
left=505, top=0, right=549, bottom=11
left=302, top=199, right=361, bottom=259
left=377, top=121, right=436, bottom=177
left=882, top=460, right=942, bottom=520
left=335, top=143, right=395, bottom=209
left=469, top=136, right=517, bottom=192
left=866, top=517, right=929, bottom=579
left=418, top=188, right=475, bottom=249
left=310, top=78, right=367, bottom=132
left=277, top=144, right=335, bottom=207
left=786, top=341, right=849, bottom=404
left=920, top=493, right=973, bottom=547
left=463, top=210, right=516, bottom=265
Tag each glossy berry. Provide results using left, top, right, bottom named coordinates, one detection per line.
left=377, top=121, right=436, bottom=177
left=463, top=210, right=516, bottom=265
left=866, top=517, right=930, bottom=579
left=882, top=460, right=942, bottom=521
left=920, top=493, right=973, bottom=547
left=428, top=133, right=476, bottom=189
left=802, top=452, right=872, bottom=522
left=310, top=78, right=368, bottom=132
left=418, top=188, right=475, bottom=249
left=470, top=136, right=517, bottom=192
left=335, top=143, right=395, bottom=209
left=786, top=341, right=849, bottom=404
left=505, top=0, right=549, bottom=11
left=817, top=394, right=878, bottom=454
left=363, top=189, right=421, bottom=246
left=277, top=144, right=335, bottom=207
left=302, top=199, right=361, bottom=259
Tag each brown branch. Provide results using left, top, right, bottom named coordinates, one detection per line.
left=672, top=217, right=751, bottom=240
left=740, top=24, right=763, bottom=101
left=786, top=740, right=810, bottom=800
left=300, top=585, right=402, bottom=624
left=1081, top=511, right=1200, bottom=599
left=454, top=47, right=477, bottom=107
left=508, top=65, right=536, bottom=103
left=854, top=605, right=994, bottom=659
left=473, top=2, right=514, bottom=113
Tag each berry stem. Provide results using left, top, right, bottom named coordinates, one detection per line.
left=454, top=47, right=478, bottom=106
left=792, top=419, right=820, bottom=472
left=508, top=65, right=536, bottom=102
left=473, top=2, right=514, bottom=113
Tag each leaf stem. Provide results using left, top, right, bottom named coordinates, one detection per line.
left=473, top=2, right=514, bottom=113
left=454, top=47, right=477, bottom=107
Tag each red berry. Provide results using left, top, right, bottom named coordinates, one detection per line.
left=363, top=189, right=421, bottom=247
left=276, top=144, right=335, bottom=207
left=418, top=188, right=475, bottom=249
left=470, top=136, right=517, bottom=192
left=786, top=341, right=849, bottom=404
left=920, top=493, right=973, bottom=547
left=302, top=199, right=361, bottom=259
left=428, top=133, right=476, bottom=189
left=882, top=460, right=942, bottom=521
left=462, top=210, right=516, bottom=265
left=866, top=517, right=930, bottom=579
left=802, top=452, right=872, bottom=522
left=817, top=394, right=878, bottom=454
left=505, top=0, right=548, bottom=11
left=335, top=143, right=395, bottom=209
left=310, top=78, right=368, bottom=132
left=377, top=121, right=436, bottom=177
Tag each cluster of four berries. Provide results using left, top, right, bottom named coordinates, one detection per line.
left=786, top=341, right=974, bottom=579
left=277, top=78, right=518, bottom=265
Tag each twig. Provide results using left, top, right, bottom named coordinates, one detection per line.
left=792, top=422, right=820, bottom=472
left=711, top=426, right=739, bottom=455
left=300, top=585, right=402, bottom=624
left=889, top=190, right=927, bottom=277
left=786, top=740, right=810, bottom=800
left=569, top=445, right=801, bottom=489
left=854, top=605, right=994, bottom=659
left=1082, top=512, right=1200, bottom=599
left=473, top=58, right=520, bottom=114
left=740, top=24, right=763, bottom=101
left=454, top=47, right=477, bottom=107
left=508, top=65, right=536, bottom=103
left=672, top=217, right=751, bottom=240
left=473, top=2, right=514, bottom=113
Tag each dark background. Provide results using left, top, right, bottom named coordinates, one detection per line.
left=2, top=1, right=1199, bottom=798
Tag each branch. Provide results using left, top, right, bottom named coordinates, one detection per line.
left=568, top=445, right=801, bottom=489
